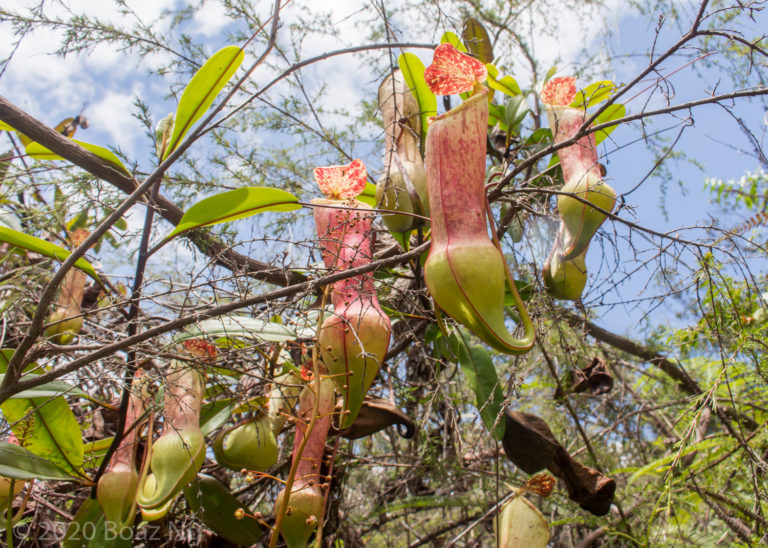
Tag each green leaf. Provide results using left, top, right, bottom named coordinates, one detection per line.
left=487, top=70, right=521, bottom=97
left=0, top=441, right=77, bottom=481
left=63, top=497, right=132, bottom=547
left=1, top=395, right=84, bottom=475
left=0, top=352, right=84, bottom=475
left=488, top=103, right=506, bottom=130
left=185, top=475, right=263, bottom=545
left=439, top=31, right=468, bottom=53
left=462, top=18, right=494, bottom=63
left=593, top=104, right=625, bottom=145
left=166, top=187, right=301, bottom=240
left=68, top=208, right=90, bottom=232
left=543, top=66, right=558, bottom=84
left=112, top=216, right=128, bottom=231
left=26, top=140, right=129, bottom=174
left=200, top=399, right=236, bottom=437
left=0, top=226, right=99, bottom=281
left=390, top=229, right=411, bottom=251
left=571, top=80, right=617, bottom=109
left=504, top=95, right=529, bottom=130
left=525, top=127, right=552, bottom=147
left=398, top=52, right=437, bottom=155
left=0, top=121, right=14, bottom=132
left=504, top=279, right=534, bottom=304
left=175, top=315, right=305, bottom=344
left=454, top=329, right=506, bottom=440
left=83, top=437, right=113, bottom=468
left=102, top=231, right=118, bottom=250
left=358, top=181, right=377, bottom=207
left=0, top=375, right=88, bottom=399
left=164, top=45, right=245, bottom=159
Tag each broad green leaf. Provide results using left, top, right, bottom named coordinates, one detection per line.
left=358, top=181, right=377, bottom=207
left=488, top=103, right=506, bottom=129
left=200, top=399, right=235, bottom=437
left=166, top=187, right=300, bottom=240
left=0, top=121, right=13, bottom=132
left=454, top=329, right=506, bottom=440
left=390, top=229, right=411, bottom=252
left=164, top=45, right=245, bottom=159
left=0, top=441, right=76, bottom=481
left=424, top=323, right=443, bottom=345
left=0, top=349, right=35, bottom=375
left=0, top=375, right=87, bottom=399
left=68, top=208, right=90, bottom=232
left=593, top=104, right=625, bottom=145
left=63, top=497, right=132, bottom=548
left=83, top=437, right=113, bottom=468
left=112, top=216, right=128, bottom=231
left=504, top=95, right=529, bottom=129
left=175, top=315, right=300, bottom=344
left=487, top=73, right=521, bottom=97
left=571, top=80, right=616, bottom=109
left=462, top=18, right=494, bottom=63
left=101, top=231, right=117, bottom=251
left=547, top=153, right=560, bottom=171
left=185, top=475, right=262, bottom=545
left=0, top=226, right=99, bottom=281
left=0, top=353, right=84, bottom=475
left=525, top=127, right=552, bottom=146
left=543, top=66, right=558, bottom=84
left=1, top=394, right=84, bottom=475
left=439, top=31, right=468, bottom=53
left=25, top=140, right=129, bottom=174
left=504, top=280, right=534, bottom=304
left=398, top=53, right=437, bottom=155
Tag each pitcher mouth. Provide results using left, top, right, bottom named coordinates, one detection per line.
left=428, top=88, right=488, bottom=125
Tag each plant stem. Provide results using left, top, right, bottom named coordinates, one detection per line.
left=6, top=488, right=13, bottom=548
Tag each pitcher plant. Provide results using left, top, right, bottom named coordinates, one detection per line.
left=312, top=160, right=392, bottom=428
left=376, top=69, right=429, bottom=233
left=541, top=76, right=616, bottom=261
left=422, top=44, right=535, bottom=355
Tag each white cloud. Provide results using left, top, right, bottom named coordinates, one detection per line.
left=87, top=89, right=145, bottom=156
left=192, top=0, right=230, bottom=37
left=45, top=0, right=179, bottom=27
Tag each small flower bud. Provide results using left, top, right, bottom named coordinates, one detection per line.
left=155, top=113, right=174, bottom=159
